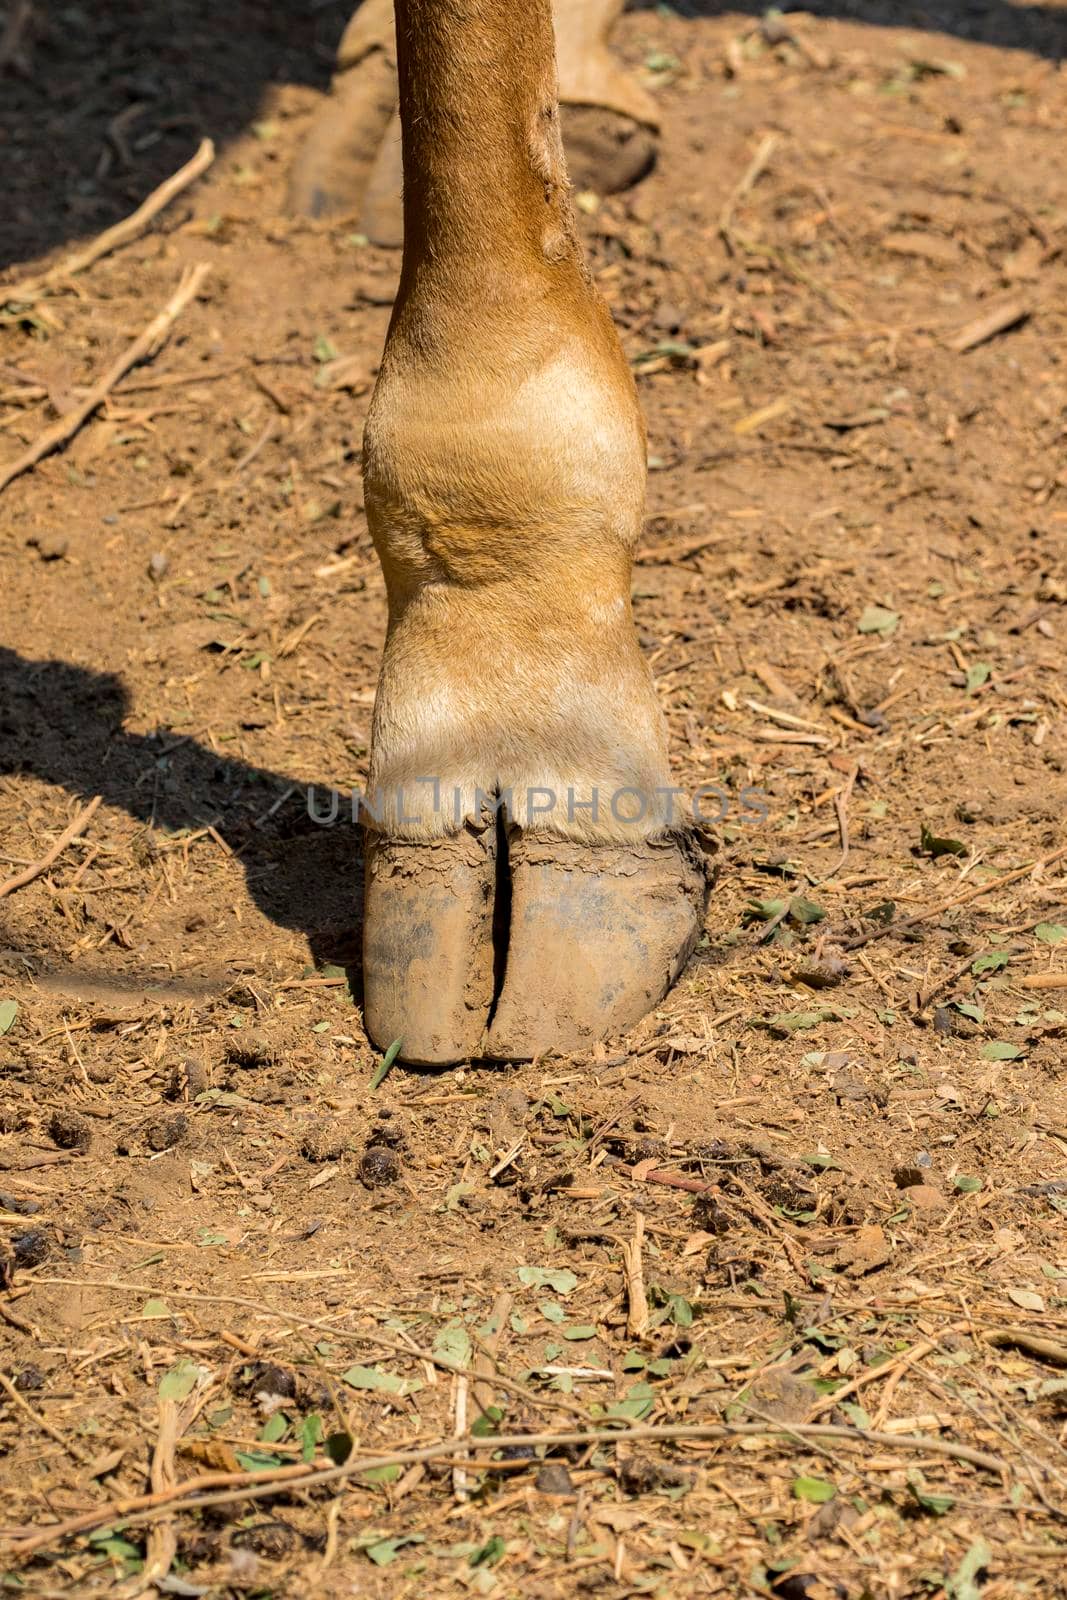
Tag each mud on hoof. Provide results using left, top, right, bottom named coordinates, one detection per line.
left=362, top=825, right=497, bottom=1067
left=362, top=826, right=710, bottom=1066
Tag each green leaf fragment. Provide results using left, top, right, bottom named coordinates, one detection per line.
left=300, top=1414, right=323, bottom=1462
left=341, top=1364, right=423, bottom=1398
left=363, top=1534, right=424, bottom=1566
left=946, top=1538, right=991, bottom=1600
left=234, top=1449, right=285, bottom=1471
left=469, top=1536, right=506, bottom=1568
left=431, top=1321, right=472, bottom=1369
left=516, top=1266, right=578, bottom=1294
left=259, top=1411, right=288, bottom=1443
left=981, top=1041, right=1025, bottom=1060
left=158, top=1359, right=201, bottom=1401
left=858, top=604, right=899, bottom=635
left=793, top=1476, right=836, bottom=1503
left=370, top=1036, right=403, bottom=1090
left=757, top=1008, right=843, bottom=1035
left=920, top=824, right=966, bottom=859
left=907, top=1479, right=955, bottom=1516
left=471, top=1404, right=504, bottom=1438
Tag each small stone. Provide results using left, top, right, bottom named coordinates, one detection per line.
left=30, top=532, right=69, bottom=561
left=745, top=1370, right=815, bottom=1423
left=372, top=1109, right=405, bottom=1147
left=632, top=1137, right=669, bottom=1163
left=534, top=1461, right=573, bottom=1496
left=693, top=1193, right=732, bottom=1236
left=227, top=1032, right=278, bottom=1070
left=145, top=1113, right=188, bottom=1152
left=13, top=1365, right=45, bottom=1392
left=359, top=1144, right=400, bottom=1187
left=653, top=298, right=685, bottom=332
left=148, top=552, right=169, bottom=581
left=165, top=1058, right=208, bottom=1100
left=299, top=1124, right=346, bottom=1163
left=231, top=1521, right=297, bottom=1559
left=48, top=1109, right=91, bottom=1152
left=12, top=1230, right=49, bottom=1267
left=831, top=1222, right=892, bottom=1276
left=233, top=1361, right=295, bottom=1399
left=903, top=1183, right=948, bottom=1214
left=618, top=1454, right=694, bottom=1494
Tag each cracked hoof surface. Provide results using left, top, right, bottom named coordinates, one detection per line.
left=485, top=833, right=707, bottom=1061
left=363, top=829, right=709, bottom=1065
left=362, top=828, right=496, bottom=1066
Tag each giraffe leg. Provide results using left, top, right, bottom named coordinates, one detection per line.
left=287, top=0, right=659, bottom=228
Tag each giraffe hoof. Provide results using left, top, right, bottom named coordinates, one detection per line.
left=362, top=828, right=497, bottom=1066
left=484, top=832, right=709, bottom=1062
left=286, top=50, right=397, bottom=221
left=362, top=828, right=710, bottom=1065
left=560, top=106, right=657, bottom=195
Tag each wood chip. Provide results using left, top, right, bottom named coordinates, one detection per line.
left=948, top=297, right=1031, bottom=353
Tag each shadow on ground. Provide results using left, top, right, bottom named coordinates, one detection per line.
left=2, top=0, right=1062, bottom=271
left=0, top=645, right=364, bottom=975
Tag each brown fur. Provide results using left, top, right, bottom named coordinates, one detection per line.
left=362, top=0, right=676, bottom=842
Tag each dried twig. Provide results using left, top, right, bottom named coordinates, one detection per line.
left=0, top=1371, right=87, bottom=1467
left=985, top=1329, right=1067, bottom=1366
left=622, top=1213, right=649, bottom=1338
left=948, top=297, right=1031, bottom=353
left=0, top=264, right=210, bottom=495
left=913, top=949, right=982, bottom=1015
left=720, top=133, right=780, bottom=248
left=3, top=1418, right=1011, bottom=1553
left=2, top=141, right=214, bottom=309
left=846, top=841, right=1067, bottom=951
left=0, top=796, right=101, bottom=899
left=805, top=1337, right=939, bottom=1422
left=472, top=1291, right=512, bottom=1421
left=121, top=1370, right=213, bottom=1599
left=822, top=761, right=859, bottom=882
left=451, top=1374, right=469, bottom=1502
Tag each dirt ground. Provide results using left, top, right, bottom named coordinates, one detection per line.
left=2, top=1, right=1067, bottom=1595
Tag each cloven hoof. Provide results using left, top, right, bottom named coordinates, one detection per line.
left=362, top=826, right=711, bottom=1065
